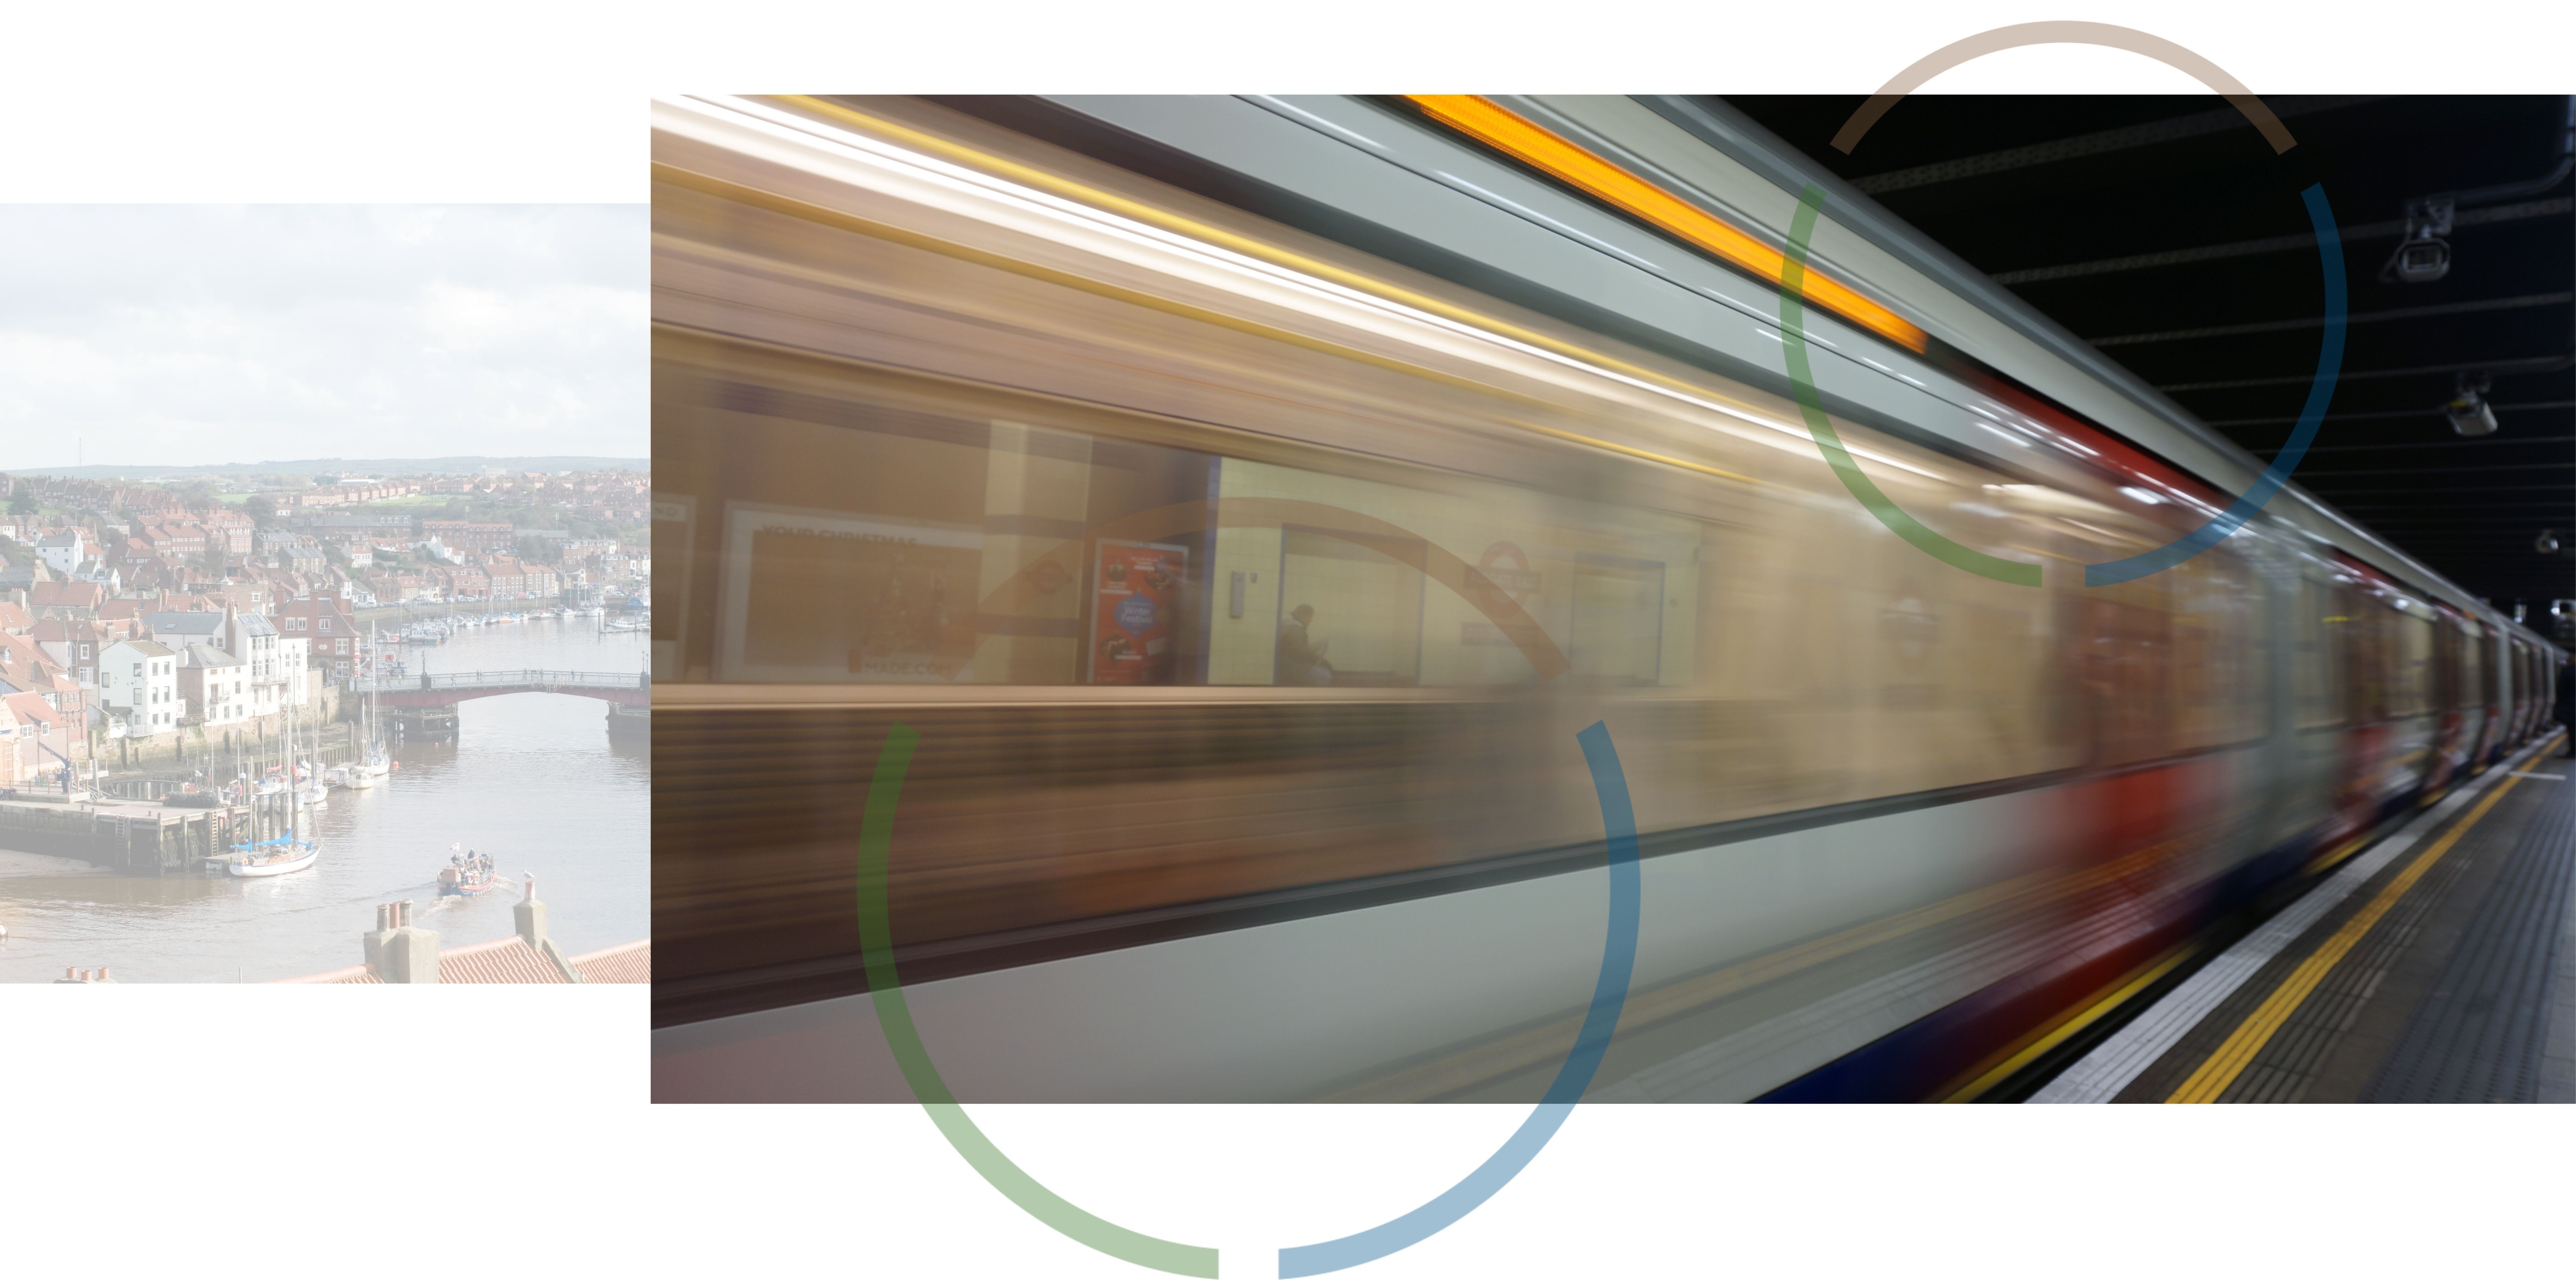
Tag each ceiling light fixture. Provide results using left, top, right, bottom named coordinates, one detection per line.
left=2382, top=95, right=2575, bottom=286
left=2384, top=197, right=2454, bottom=284
left=2445, top=373, right=2498, bottom=437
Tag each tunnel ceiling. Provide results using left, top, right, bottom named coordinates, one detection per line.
left=1719, top=95, right=2575, bottom=620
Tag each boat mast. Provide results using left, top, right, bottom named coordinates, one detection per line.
left=284, top=667, right=296, bottom=845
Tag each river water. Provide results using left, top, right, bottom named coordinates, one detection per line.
left=0, top=615, right=649, bottom=982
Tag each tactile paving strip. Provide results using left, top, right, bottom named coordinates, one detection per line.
left=2363, top=769, right=2576, bottom=1103
left=2096, top=749, right=2560, bottom=1102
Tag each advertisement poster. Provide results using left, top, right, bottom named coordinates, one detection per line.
left=717, top=504, right=982, bottom=684
left=1090, top=540, right=1187, bottom=684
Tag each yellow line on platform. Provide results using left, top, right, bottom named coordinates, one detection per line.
left=2166, top=734, right=2566, bottom=1103
left=1941, top=938, right=2202, bottom=1103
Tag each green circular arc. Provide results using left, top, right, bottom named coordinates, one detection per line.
left=857, top=723, right=1221, bottom=1279
left=1777, top=186, right=2044, bottom=587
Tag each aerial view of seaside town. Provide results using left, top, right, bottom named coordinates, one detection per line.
left=0, top=462, right=651, bottom=982
left=0, top=202, right=648, bottom=984
left=2, top=468, right=644, bottom=979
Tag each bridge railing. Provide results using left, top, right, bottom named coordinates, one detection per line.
left=347, top=669, right=648, bottom=693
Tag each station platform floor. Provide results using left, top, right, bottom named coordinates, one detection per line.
left=2034, top=732, right=2576, bottom=1103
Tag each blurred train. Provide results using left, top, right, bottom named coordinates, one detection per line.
left=649, top=95, right=2566, bottom=1103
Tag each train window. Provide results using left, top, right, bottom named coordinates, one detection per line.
left=660, top=341, right=1714, bottom=694
left=2294, top=569, right=2342, bottom=729
left=2393, top=607, right=2435, bottom=720
left=1275, top=527, right=1427, bottom=687
left=656, top=363, right=1226, bottom=686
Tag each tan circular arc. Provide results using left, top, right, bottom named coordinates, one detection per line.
left=1831, top=21, right=2295, bottom=155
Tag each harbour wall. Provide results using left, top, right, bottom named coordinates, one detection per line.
left=91, top=681, right=354, bottom=776
left=353, top=597, right=567, bottom=625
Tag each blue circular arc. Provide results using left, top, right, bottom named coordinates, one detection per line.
left=1277, top=720, right=1643, bottom=1278
left=2083, top=183, right=2347, bottom=585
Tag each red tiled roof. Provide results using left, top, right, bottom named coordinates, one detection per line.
left=5, top=691, right=61, bottom=726
left=568, top=940, right=651, bottom=983
left=272, top=935, right=650, bottom=983
left=274, top=962, right=384, bottom=984
left=437, top=935, right=577, bottom=984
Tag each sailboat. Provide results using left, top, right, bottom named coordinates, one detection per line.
left=231, top=682, right=321, bottom=877
left=347, top=625, right=389, bottom=789
left=291, top=703, right=328, bottom=812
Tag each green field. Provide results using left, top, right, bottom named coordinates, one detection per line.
left=357, top=494, right=465, bottom=508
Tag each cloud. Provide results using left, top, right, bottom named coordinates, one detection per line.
left=0, top=204, right=645, bottom=470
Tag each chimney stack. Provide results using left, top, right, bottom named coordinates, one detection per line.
left=364, top=899, right=437, bottom=982
left=515, top=872, right=582, bottom=982
left=364, top=903, right=392, bottom=971
left=380, top=898, right=438, bottom=983
left=514, top=874, right=545, bottom=948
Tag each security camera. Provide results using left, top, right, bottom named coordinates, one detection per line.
left=2542, top=530, right=2565, bottom=555
left=2446, top=373, right=2497, bottom=437
left=2384, top=197, right=2455, bottom=284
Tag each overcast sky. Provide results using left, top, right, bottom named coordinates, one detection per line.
left=0, top=205, right=644, bottom=472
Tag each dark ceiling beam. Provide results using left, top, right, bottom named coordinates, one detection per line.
left=2311, top=483, right=2571, bottom=495
left=2089, top=293, right=2573, bottom=347
left=1991, top=196, right=2571, bottom=285
left=2220, top=401, right=2575, bottom=428
left=2252, top=438, right=2576, bottom=458
left=2292, top=461, right=2576, bottom=477
left=2160, top=353, right=2574, bottom=392
left=1847, top=96, right=2382, bottom=195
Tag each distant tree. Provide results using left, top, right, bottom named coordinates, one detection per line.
left=7, top=492, right=33, bottom=515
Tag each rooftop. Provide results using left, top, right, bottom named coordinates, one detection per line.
left=180, top=642, right=242, bottom=669
left=141, top=610, right=225, bottom=635
left=275, top=935, right=650, bottom=984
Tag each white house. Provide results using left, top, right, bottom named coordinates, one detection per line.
left=100, top=638, right=182, bottom=734
left=34, top=530, right=89, bottom=577
left=143, top=610, right=230, bottom=651
left=218, top=605, right=286, bottom=719
left=178, top=643, right=250, bottom=728
left=277, top=628, right=310, bottom=707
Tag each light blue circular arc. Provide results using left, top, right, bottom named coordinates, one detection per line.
left=1276, top=720, right=1643, bottom=1279
left=2084, top=183, right=2347, bottom=586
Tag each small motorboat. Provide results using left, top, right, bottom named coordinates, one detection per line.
left=438, top=849, right=500, bottom=896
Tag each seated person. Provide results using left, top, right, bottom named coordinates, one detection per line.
left=1275, top=604, right=1333, bottom=686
